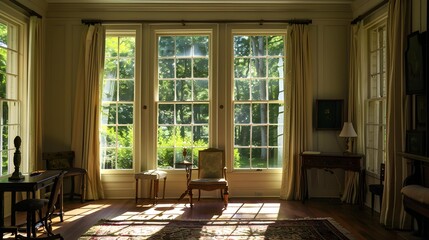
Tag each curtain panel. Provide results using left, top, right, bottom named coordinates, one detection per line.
left=380, top=0, right=411, bottom=229
left=72, top=24, right=105, bottom=200
left=280, top=24, right=313, bottom=200
left=28, top=16, right=43, bottom=173
left=341, top=23, right=365, bottom=204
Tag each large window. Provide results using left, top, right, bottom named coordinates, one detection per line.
left=100, top=31, right=136, bottom=170
left=156, top=34, right=210, bottom=169
left=233, top=34, right=285, bottom=169
left=365, top=23, right=387, bottom=175
left=0, top=17, right=20, bottom=176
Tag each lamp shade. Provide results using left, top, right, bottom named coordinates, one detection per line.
left=339, top=122, right=357, bottom=137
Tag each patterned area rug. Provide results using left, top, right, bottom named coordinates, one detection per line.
left=79, top=218, right=355, bottom=239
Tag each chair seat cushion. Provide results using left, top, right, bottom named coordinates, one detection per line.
left=135, top=170, right=167, bottom=180
left=64, top=167, right=87, bottom=177
left=190, top=178, right=227, bottom=185
left=15, top=199, right=48, bottom=212
left=401, top=185, right=429, bottom=205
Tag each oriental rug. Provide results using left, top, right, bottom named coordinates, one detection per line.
left=79, top=218, right=355, bottom=239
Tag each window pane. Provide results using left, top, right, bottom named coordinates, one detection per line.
left=102, top=80, right=117, bottom=101
left=176, top=104, right=192, bottom=124
left=252, top=103, right=268, bottom=124
left=159, top=59, right=174, bottom=78
left=176, top=80, right=192, bottom=101
left=268, top=147, right=283, bottom=168
left=234, top=79, right=250, bottom=101
left=119, top=37, right=135, bottom=57
left=193, top=58, right=209, bottom=78
left=158, top=36, right=175, bottom=57
left=252, top=126, right=268, bottom=146
left=119, top=80, right=134, bottom=101
left=251, top=79, right=267, bottom=100
left=268, top=79, right=284, bottom=101
left=268, top=36, right=284, bottom=56
left=193, top=104, right=209, bottom=124
left=158, top=104, right=174, bottom=124
left=193, top=79, right=208, bottom=101
left=119, top=58, right=134, bottom=79
left=159, top=80, right=175, bottom=101
left=176, top=59, right=192, bottom=78
left=252, top=148, right=268, bottom=168
left=193, top=36, right=209, bottom=56
left=176, top=36, right=192, bottom=56
left=234, top=125, right=250, bottom=146
left=234, top=104, right=251, bottom=124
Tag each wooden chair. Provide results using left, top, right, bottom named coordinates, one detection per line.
left=14, top=171, right=66, bottom=239
left=187, top=148, right=228, bottom=208
left=369, top=163, right=385, bottom=215
left=42, top=151, right=86, bottom=203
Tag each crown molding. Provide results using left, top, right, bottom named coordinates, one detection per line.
left=46, top=3, right=352, bottom=14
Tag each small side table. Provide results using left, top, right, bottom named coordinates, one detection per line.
left=135, top=170, right=167, bottom=203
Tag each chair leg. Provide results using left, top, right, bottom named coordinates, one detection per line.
left=223, top=187, right=229, bottom=209
left=371, top=193, right=374, bottom=215
left=379, top=194, right=383, bottom=211
left=198, top=190, right=201, bottom=201
left=162, top=177, right=166, bottom=199
left=70, top=176, right=75, bottom=200
left=81, top=174, right=85, bottom=203
left=189, top=189, right=193, bottom=208
left=135, top=178, right=139, bottom=203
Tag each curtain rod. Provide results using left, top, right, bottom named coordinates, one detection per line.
left=351, top=0, right=388, bottom=24
left=9, top=0, right=42, bottom=18
left=81, top=19, right=312, bottom=25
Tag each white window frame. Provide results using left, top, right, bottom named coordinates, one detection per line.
left=364, top=18, right=387, bottom=176
left=152, top=26, right=217, bottom=170
left=100, top=25, right=141, bottom=174
left=228, top=27, right=286, bottom=171
left=0, top=7, right=27, bottom=176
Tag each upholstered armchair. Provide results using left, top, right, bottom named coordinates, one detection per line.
left=187, top=148, right=228, bottom=208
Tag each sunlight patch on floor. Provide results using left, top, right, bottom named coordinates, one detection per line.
left=63, top=204, right=111, bottom=223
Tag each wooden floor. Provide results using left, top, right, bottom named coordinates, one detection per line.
left=3, top=197, right=421, bottom=240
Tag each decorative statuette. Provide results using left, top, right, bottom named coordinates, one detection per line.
left=9, top=136, right=24, bottom=180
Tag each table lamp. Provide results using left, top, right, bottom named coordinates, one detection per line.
left=339, top=122, right=357, bottom=153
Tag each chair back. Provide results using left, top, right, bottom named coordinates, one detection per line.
left=43, top=151, right=75, bottom=170
left=46, top=171, right=66, bottom=219
left=380, top=163, right=385, bottom=185
left=198, top=148, right=224, bottom=178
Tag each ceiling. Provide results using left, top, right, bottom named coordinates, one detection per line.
left=45, top=0, right=356, bottom=4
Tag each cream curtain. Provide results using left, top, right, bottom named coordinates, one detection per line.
left=341, top=23, right=365, bottom=204
left=380, top=0, right=410, bottom=229
left=280, top=24, right=313, bottom=200
left=71, top=24, right=105, bottom=200
left=28, top=16, right=43, bottom=172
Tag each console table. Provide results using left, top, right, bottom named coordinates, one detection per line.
left=300, top=152, right=365, bottom=207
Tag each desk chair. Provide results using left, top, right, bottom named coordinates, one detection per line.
left=14, top=171, right=65, bottom=239
left=187, top=148, right=228, bottom=208
left=42, top=151, right=86, bottom=203
left=369, top=163, right=385, bottom=215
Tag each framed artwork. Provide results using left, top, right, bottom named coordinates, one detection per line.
left=415, top=95, right=427, bottom=130
left=405, top=31, right=426, bottom=94
left=405, top=130, right=426, bottom=156
left=315, top=99, right=344, bottom=130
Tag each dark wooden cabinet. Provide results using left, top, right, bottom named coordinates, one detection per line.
left=300, top=152, right=365, bottom=207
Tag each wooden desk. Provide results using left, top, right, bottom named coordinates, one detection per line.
left=300, top=152, right=365, bottom=207
left=0, top=170, right=62, bottom=227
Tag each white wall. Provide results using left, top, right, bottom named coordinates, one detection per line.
left=41, top=3, right=352, bottom=199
